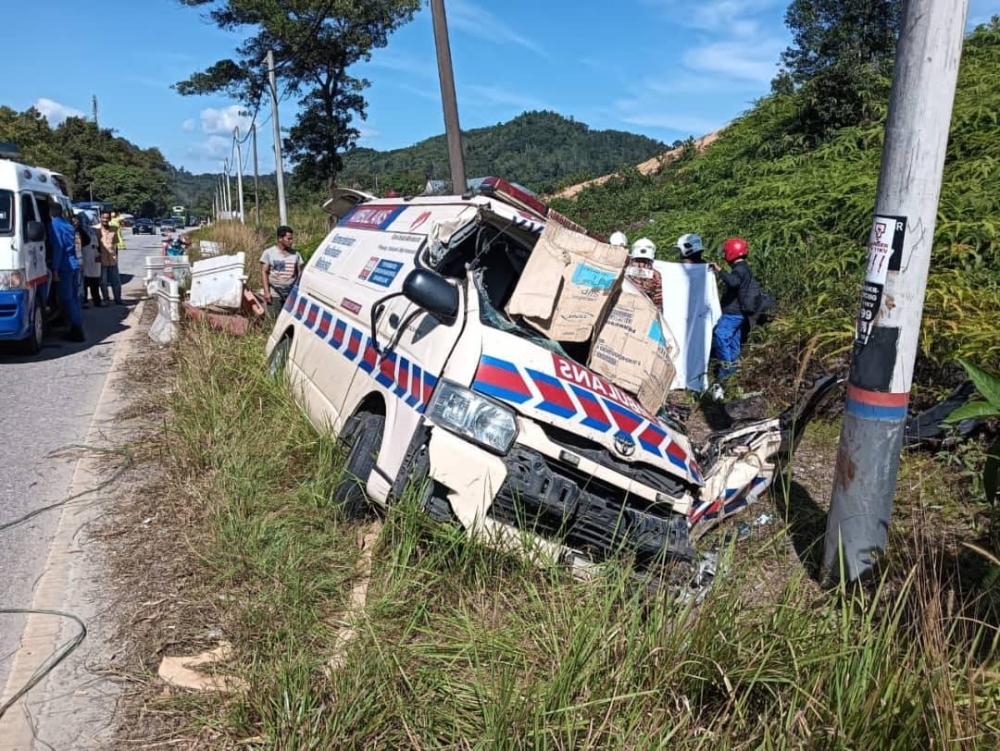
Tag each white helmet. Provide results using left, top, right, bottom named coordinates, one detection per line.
left=676, top=233, right=704, bottom=258
left=630, top=237, right=656, bottom=261
left=609, top=231, right=628, bottom=247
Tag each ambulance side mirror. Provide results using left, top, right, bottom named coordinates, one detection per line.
left=26, top=221, right=45, bottom=243
left=402, top=268, right=459, bottom=324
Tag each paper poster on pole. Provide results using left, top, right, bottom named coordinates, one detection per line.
left=855, top=215, right=906, bottom=346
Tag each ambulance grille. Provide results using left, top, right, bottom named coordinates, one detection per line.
left=488, top=447, right=694, bottom=565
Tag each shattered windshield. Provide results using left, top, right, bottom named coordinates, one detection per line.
left=472, top=268, right=569, bottom=357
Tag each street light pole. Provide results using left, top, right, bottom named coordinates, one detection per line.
left=430, top=0, right=466, bottom=194
left=234, top=127, right=246, bottom=224
left=267, top=49, right=288, bottom=225
left=823, top=0, right=970, bottom=584
left=251, top=124, right=261, bottom=226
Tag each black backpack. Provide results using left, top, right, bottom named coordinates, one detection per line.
left=738, top=270, right=777, bottom=322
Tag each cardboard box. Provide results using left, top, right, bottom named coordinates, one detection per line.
left=588, top=277, right=678, bottom=414
left=506, top=221, right=628, bottom=342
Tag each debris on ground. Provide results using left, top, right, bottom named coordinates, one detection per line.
left=324, top=520, right=383, bottom=674
left=157, top=642, right=246, bottom=693
left=905, top=381, right=984, bottom=448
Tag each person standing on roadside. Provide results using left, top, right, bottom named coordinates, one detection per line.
left=260, top=225, right=301, bottom=318
left=95, top=211, right=124, bottom=305
left=625, top=237, right=663, bottom=309
left=708, top=237, right=754, bottom=395
left=77, top=211, right=104, bottom=307
left=48, top=204, right=86, bottom=342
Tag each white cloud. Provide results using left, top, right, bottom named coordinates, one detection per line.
left=34, top=98, right=85, bottom=125
left=464, top=84, right=548, bottom=112
left=199, top=105, right=252, bottom=136
left=185, top=135, right=232, bottom=163
left=682, top=39, right=784, bottom=85
left=448, top=0, right=546, bottom=56
left=617, top=112, right=724, bottom=135
left=358, top=126, right=380, bottom=144
left=181, top=118, right=196, bottom=132
left=367, top=50, right=437, bottom=81
left=397, top=82, right=440, bottom=102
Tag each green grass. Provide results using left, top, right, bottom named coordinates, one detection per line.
left=149, top=324, right=1000, bottom=748
left=549, top=20, right=1000, bottom=395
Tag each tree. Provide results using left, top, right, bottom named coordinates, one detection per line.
left=89, top=164, right=170, bottom=215
left=176, top=0, right=420, bottom=193
left=775, top=0, right=902, bottom=138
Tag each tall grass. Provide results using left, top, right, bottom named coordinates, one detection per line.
left=155, top=324, right=1000, bottom=748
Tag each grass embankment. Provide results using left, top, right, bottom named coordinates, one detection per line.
left=551, top=21, right=1000, bottom=397
left=133, top=323, right=1000, bottom=748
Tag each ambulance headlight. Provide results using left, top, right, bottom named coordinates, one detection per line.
left=0, top=270, right=26, bottom=290
left=427, top=381, right=518, bottom=455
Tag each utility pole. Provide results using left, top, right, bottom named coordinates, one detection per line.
left=251, top=124, right=261, bottom=226
left=267, top=50, right=288, bottom=226
left=223, top=160, right=233, bottom=216
left=92, top=95, right=98, bottom=128
left=234, top=127, right=246, bottom=224
left=823, top=0, right=969, bottom=584
left=430, top=0, right=466, bottom=194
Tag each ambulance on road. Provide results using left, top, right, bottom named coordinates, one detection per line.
left=266, top=178, right=836, bottom=573
left=0, top=151, right=74, bottom=354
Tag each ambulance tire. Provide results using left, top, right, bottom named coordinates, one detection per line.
left=268, top=334, right=291, bottom=377
left=332, top=411, right=384, bottom=518
left=22, top=298, right=44, bottom=355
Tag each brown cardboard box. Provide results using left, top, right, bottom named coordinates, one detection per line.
left=506, top=221, right=628, bottom=342
left=588, top=277, right=678, bottom=414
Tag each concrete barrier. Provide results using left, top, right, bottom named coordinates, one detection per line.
left=148, top=275, right=181, bottom=344
left=199, top=240, right=224, bottom=258
left=145, top=255, right=190, bottom=296
left=188, top=253, right=247, bottom=310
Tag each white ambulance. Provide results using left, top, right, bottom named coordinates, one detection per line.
left=0, top=154, right=74, bottom=353
left=266, top=179, right=836, bottom=570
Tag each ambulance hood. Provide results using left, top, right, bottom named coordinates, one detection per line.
left=472, top=328, right=702, bottom=488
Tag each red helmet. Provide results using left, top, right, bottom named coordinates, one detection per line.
left=722, top=237, right=749, bottom=264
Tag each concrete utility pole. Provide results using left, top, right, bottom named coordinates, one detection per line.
left=234, top=127, right=246, bottom=224
left=223, top=160, right=233, bottom=216
left=91, top=95, right=99, bottom=128
left=251, top=124, right=261, bottom=225
left=430, top=0, right=466, bottom=194
left=267, top=50, right=288, bottom=226
left=823, top=0, right=969, bottom=584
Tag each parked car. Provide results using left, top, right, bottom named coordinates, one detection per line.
left=132, top=218, right=155, bottom=235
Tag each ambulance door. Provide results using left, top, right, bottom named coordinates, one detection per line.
left=19, top=193, right=47, bottom=290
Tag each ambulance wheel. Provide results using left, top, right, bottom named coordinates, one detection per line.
left=22, top=299, right=44, bottom=355
left=268, top=334, right=291, bottom=377
left=332, top=412, right=384, bottom=518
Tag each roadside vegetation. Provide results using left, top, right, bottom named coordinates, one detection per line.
left=116, top=320, right=998, bottom=748
left=111, top=3, right=1000, bottom=746
left=551, top=20, right=1000, bottom=393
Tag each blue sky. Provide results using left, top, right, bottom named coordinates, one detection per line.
left=5, top=0, right=1000, bottom=175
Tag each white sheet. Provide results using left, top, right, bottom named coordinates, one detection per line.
left=653, top=261, right=721, bottom=391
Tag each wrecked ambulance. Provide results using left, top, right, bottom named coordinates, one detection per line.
left=265, top=178, right=836, bottom=571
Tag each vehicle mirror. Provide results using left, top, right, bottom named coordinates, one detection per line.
left=26, top=221, right=45, bottom=243
left=402, top=268, right=459, bottom=323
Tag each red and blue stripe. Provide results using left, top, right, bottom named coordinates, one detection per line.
left=845, top=384, right=909, bottom=422
left=286, top=288, right=438, bottom=413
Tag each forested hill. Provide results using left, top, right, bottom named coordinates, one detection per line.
left=338, top=111, right=667, bottom=195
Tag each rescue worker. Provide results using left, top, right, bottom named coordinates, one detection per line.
left=109, top=212, right=126, bottom=252
left=609, top=231, right=628, bottom=248
left=675, top=233, right=707, bottom=264
left=708, top=237, right=754, bottom=395
left=625, top=237, right=663, bottom=309
left=48, top=204, right=85, bottom=342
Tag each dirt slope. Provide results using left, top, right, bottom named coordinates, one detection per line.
left=549, top=130, right=723, bottom=200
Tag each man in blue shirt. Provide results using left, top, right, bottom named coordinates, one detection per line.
left=48, top=203, right=85, bottom=342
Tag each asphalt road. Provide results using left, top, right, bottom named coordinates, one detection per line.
left=0, top=229, right=165, bottom=691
